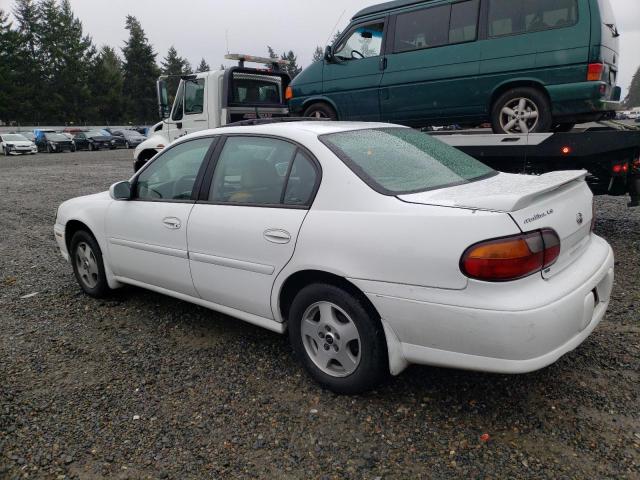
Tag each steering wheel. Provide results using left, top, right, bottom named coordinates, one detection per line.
left=351, top=50, right=364, bottom=59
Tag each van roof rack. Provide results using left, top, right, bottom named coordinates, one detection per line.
left=225, top=117, right=332, bottom=127
left=224, top=54, right=291, bottom=70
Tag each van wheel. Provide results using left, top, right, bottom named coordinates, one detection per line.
left=70, top=230, right=111, bottom=298
left=303, top=103, right=337, bottom=120
left=491, top=87, right=552, bottom=134
left=288, top=283, right=388, bottom=394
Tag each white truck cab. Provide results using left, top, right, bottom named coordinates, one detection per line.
left=134, top=54, right=291, bottom=171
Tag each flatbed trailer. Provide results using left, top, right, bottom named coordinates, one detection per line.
left=431, top=122, right=640, bottom=207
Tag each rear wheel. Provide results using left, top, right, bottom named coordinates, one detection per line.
left=288, top=283, right=388, bottom=394
left=491, top=87, right=552, bottom=134
left=70, top=230, right=110, bottom=298
left=303, top=103, right=337, bottom=120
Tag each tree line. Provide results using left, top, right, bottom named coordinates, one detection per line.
left=0, top=0, right=310, bottom=126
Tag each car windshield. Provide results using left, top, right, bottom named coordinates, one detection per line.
left=46, top=133, right=68, bottom=141
left=320, top=128, right=496, bottom=194
left=3, top=134, right=27, bottom=141
left=86, top=130, right=106, bottom=137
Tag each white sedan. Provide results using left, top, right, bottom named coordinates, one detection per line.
left=54, top=121, right=614, bottom=393
left=1, top=133, right=37, bottom=155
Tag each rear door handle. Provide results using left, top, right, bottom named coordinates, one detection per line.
left=263, top=229, right=291, bottom=244
left=163, top=217, right=182, bottom=230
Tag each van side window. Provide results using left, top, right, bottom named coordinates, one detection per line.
left=488, top=0, right=578, bottom=37
left=334, top=23, right=384, bottom=61
left=449, top=0, right=480, bottom=44
left=394, top=5, right=450, bottom=53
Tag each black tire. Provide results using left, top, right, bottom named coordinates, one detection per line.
left=303, top=102, right=338, bottom=120
left=71, top=145, right=76, bottom=152
left=47, top=144, right=53, bottom=153
left=553, top=122, right=576, bottom=133
left=70, top=230, right=111, bottom=298
left=288, top=283, right=388, bottom=394
left=491, top=87, right=552, bottom=134
left=88, top=142, right=94, bottom=151
left=3, top=147, right=8, bottom=156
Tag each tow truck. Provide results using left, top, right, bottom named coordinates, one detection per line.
left=133, top=54, right=292, bottom=171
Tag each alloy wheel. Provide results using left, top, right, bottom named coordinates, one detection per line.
left=300, top=301, right=361, bottom=377
left=499, top=97, right=540, bottom=134
left=75, top=241, right=99, bottom=289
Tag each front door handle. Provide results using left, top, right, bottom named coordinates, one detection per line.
left=163, top=217, right=182, bottom=230
left=263, top=229, right=291, bottom=244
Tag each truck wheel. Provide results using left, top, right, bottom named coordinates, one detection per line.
left=288, top=283, right=388, bottom=394
left=303, top=103, right=337, bottom=120
left=491, top=87, right=552, bottom=134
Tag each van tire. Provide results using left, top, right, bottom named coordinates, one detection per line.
left=491, top=87, right=552, bottom=134
left=303, top=103, right=337, bottom=120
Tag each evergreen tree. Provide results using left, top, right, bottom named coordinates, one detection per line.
left=312, top=46, right=324, bottom=63
left=89, top=46, right=124, bottom=123
left=0, top=9, right=20, bottom=123
left=624, top=65, right=640, bottom=108
left=196, top=58, right=210, bottom=73
left=161, top=46, right=190, bottom=104
left=281, top=50, right=302, bottom=79
left=12, top=0, right=41, bottom=123
left=122, top=15, right=159, bottom=124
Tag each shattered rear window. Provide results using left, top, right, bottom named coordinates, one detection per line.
left=320, top=128, right=496, bottom=195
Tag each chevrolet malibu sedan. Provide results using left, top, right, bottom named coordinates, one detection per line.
left=54, top=121, right=614, bottom=393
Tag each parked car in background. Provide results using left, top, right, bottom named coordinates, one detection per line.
left=627, top=108, right=640, bottom=120
left=13, top=131, right=36, bottom=143
left=35, top=132, right=75, bottom=153
left=54, top=121, right=614, bottom=393
left=0, top=133, right=37, bottom=155
left=288, top=0, right=621, bottom=134
left=112, top=129, right=146, bottom=149
left=73, top=130, right=116, bottom=151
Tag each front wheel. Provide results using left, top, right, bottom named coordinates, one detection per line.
left=3, top=147, right=8, bottom=156
left=288, top=283, right=388, bottom=394
left=47, top=144, right=53, bottom=153
left=491, top=87, right=552, bottom=134
left=70, top=230, right=111, bottom=298
left=303, top=103, right=337, bottom=120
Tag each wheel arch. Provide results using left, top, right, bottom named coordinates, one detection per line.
left=64, top=219, right=93, bottom=253
left=301, top=96, right=340, bottom=119
left=489, top=79, right=551, bottom=111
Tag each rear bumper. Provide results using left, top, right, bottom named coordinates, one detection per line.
left=548, top=81, right=621, bottom=117
left=353, top=235, right=614, bottom=374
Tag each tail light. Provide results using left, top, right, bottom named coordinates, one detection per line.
left=285, top=86, right=293, bottom=101
left=612, top=162, right=629, bottom=175
left=587, top=63, right=604, bottom=81
left=460, top=229, right=561, bottom=282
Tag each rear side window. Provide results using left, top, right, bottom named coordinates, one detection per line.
left=449, top=0, right=480, bottom=44
left=320, top=128, right=495, bottom=195
left=394, top=5, right=450, bottom=52
left=488, top=0, right=578, bottom=37
left=231, top=74, right=282, bottom=105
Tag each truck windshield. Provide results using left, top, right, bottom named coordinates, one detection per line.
left=320, top=128, right=496, bottom=195
left=231, top=74, right=282, bottom=105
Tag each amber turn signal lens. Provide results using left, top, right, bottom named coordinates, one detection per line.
left=285, top=86, right=293, bottom=101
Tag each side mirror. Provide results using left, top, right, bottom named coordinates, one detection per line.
left=109, top=181, right=132, bottom=200
left=324, top=45, right=334, bottom=62
left=156, top=79, right=170, bottom=119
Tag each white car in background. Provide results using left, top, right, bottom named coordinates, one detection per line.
left=54, top=121, right=614, bottom=393
left=0, top=133, right=37, bottom=155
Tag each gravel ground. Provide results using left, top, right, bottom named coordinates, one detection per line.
left=1, top=149, right=639, bottom=479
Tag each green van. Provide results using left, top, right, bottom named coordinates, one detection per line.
left=288, top=0, right=621, bottom=133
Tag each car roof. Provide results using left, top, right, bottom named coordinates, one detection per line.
left=180, top=121, right=404, bottom=143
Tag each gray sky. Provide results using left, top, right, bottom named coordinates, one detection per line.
left=6, top=0, right=640, bottom=97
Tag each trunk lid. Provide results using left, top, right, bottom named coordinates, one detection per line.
left=399, top=171, right=594, bottom=278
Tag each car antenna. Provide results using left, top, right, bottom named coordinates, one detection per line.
left=325, top=9, right=346, bottom=46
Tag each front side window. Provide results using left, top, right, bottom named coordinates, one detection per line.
left=210, top=137, right=296, bottom=205
left=135, top=137, right=215, bottom=201
left=394, top=5, right=450, bottom=52
left=334, top=22, right=384, bottom=60
left=184, top=78, right=205, bottom=115
left=488, top=0, right=578, bottom=37
left=320, top=128, right=495, bottom=195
